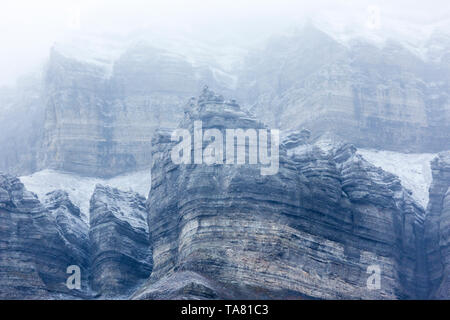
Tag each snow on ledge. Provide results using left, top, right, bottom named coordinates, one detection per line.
left=357, top=149, right=436, bottom=209
left=20, top=169, right=151, bottom=224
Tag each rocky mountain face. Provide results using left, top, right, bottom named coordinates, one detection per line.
left=0, top=174, right=151, bottom=299
left=134, top=88, right=427, bottom=299
left=0, top=174, right=89, bottom=299
left=2, top=25, right=450, bottom=178
left=0, top=75, right=44, bottom=176
left=0, top=24, right=449, bottom=300
left=39, top=44, right=234, bottom=178
left=425, top=151, right=450, bottom=299
left=237, top=25, right=450, bottom=153
left=1, top=89, right=449, bottom=299
left=89, top=185, right=152, bottom=297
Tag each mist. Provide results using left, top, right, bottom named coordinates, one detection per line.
left=1, top=0, right=449, bottom=86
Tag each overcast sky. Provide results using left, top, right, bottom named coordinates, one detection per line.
left=1, top=0, right=449, bottom=86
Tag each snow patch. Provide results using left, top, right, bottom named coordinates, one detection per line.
left=358, top=149, right=436, bottom=208
left=20, top=169, right=151, bottom=224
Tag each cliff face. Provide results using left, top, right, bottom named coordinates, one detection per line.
left=89, top=185, right=152, bottom=297
left=0, top=174, right=89, bottom=299
left=425, top=151, right=450, bottom=299
left=0, top=75, right=44, bottom=176
left=39, top=44, right=234, bottom=178
left=0, top=174, right=152, bottom=299
left=237, top=25, right=450, bottom=153
left=135, top=89, right=426, bottom=299
left=2, top=26, right=449, bottom=177
left=1, top=91, right=448, bottom=299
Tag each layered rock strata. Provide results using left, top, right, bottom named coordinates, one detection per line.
left=139, top=89, right=426, bottom=299
left=424, top=152, right=450, bottom=299
left=0, top=174, right=89, bottom=299
left=40, top=45, right=234, bottom=177
left=238, top=25, right=450, bottom=153
left=89, top=184, right=152, bottom=297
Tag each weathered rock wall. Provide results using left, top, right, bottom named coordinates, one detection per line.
left=137, top=89, right=426, bottom=299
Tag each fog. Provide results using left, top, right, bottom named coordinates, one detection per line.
left=1, top=0, right=449, bottom=86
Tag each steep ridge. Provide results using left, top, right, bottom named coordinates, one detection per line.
left=425, top=151, right=450, bottom=299
left=1, top=25, right=449, bottom=177
left=0, top=174, right=152, bottom=299
left=238, top=24, right=450, bottom=153
left=135, top=88, right=426, bottom=299
left=39, top=44, right=235, bottom=178
left=357, top=149, right=435, bottom=209
left=0, top=75, right=44, bottom=176
left=20, top=168, right=151, bottom=221
left=0, top=174, right=89, bottom=299
left=89, top=185, right=152, bottom=297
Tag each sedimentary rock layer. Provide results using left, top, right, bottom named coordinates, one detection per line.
left=425, top=152, right=450, bottom=299
left=140, top=89, right=426, bottom=299
left=89, top=184, right=152, bottom=297
left=238, top=25, right=450, bottom=153
left=39, top=45, right=233, bottom=178
left=0, top=174, right=89, bottom=299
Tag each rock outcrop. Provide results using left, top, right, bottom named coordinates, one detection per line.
left=425, top=151, right=450, bottom=299
left=238, top=24, right=450, bottom=153
left=0, top=75, right=44, bottom=176
left=39, top=44, right=234, bottom=178
left=43, top=190, right=90, bottom=279
left=1, top=89, right=448, bottom=299
left=139, top=88, right=426, bottom=299
left=2, top=25, right=450, bottom=178
left=89, top=184, right=152, bottom=297
left=0, top=174, right=89, bottom=299
left=0, top=174, right=154, bottom=299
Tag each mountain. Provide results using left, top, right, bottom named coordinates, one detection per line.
left=1, top=24, right=450, bottom=177
left=0, top=74, right=44, bottom=175
left=1, top=89, right=449, bottom=299
left=0, top=175, right=152, bottom=299
left=425, top=151, right=450, bottom=299
left=19, top=168, right=151, bottom=219
left=0, top=22, right=449, bottom=300
left=134, top=88, right=427, bottom=299
left=237, top=24, right=450, bottom=153
left=0, top=174, right=89, bottom=299
left=89, top=185, right=152, bottom=297
left=38, top=39, right=237, bottom=178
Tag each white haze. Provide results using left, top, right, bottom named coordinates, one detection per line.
left=0, top=0, right=449, bottom=86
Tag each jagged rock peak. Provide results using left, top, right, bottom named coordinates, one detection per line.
left=89, top=184, right=152, bottom=297
left=90, top=184, right=148, bottom=232
left=44, top=190, right=82, bottom=218
left=0, top=173, right=41, bottom=212
left=0, top=173, right=90, bottom=299
left=282, top=129, right=311, bottom=149
left=144, top=89, right=428, bottom=299
left=425, top=150, right=450, bottom=299
left=197, top=85, right=240, bottom=110
left=179, top=87, right=264, bottom=132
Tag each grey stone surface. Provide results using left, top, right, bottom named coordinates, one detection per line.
left=0, top=174, right=89, bottom=299
left=2, top=25, right=450, bottom=177
left=0, top=174, right=153, bottom=299
left=39, top=45, right=233, bottom=178
left=89, top=184, right=152, bottom=297
left=0, top=90, right=448, bottom=299
left=0, top=75, right=44, bottom=176
left=424, top=151, right=450, bottom=299
left=237, top=25, right=450, bottom=153
left=140, top=89, right=426, bottom=299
